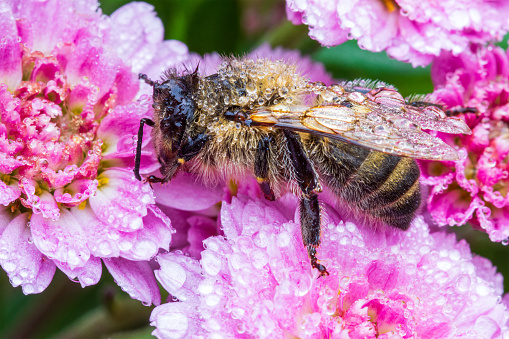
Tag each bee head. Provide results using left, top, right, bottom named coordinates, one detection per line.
left=143, top=73, right=198, bottom=153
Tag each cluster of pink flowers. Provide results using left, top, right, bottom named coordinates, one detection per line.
left=285, top=0, right=509, bottom=67
left=420, top=46, right=509, bottom=243
left=151, top=190, right=509, bottom=338
left=0, top=0, right=193, bottom=303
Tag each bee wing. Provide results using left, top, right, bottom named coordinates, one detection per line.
left=249, top=89, right=471, bottom=161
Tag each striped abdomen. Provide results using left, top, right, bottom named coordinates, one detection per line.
left=304, top=135, right=421, bottom=230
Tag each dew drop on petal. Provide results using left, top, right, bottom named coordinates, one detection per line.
left=205, top=293, right=221, bottom=307
left=158, top=312, right=189, bottom=338
left=437, top=259, right=452, bottom=271
left=23, top=283, right=35, bottom=294
left=130, top=217, right=143, bottom=230
left=201, top=251, right=222, bottom=276
left=198, top=279, right=215, bottom=295
left=476, top=282, right=490, bottom=296
left=277, top=231, right=290, bottom=247
left=4, top=261, right=16, bottom=272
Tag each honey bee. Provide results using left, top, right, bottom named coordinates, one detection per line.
left=134, top=58, right=471, bottom=276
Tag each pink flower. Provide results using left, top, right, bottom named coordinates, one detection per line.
left=421, top=46, right=509, bottom=242
left=151, top=193, right=509, bottom=338
left=286, top=0, right=509, bottom=67
left=0, top=0, right=191, bottom=303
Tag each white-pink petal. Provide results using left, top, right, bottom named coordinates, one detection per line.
left=0, top=213, right=56, bottom=294
left=31, top=208, right=90, bottom=269
left=55, top=255, right=102, bottom=287
left=104, top=257, right=160, bottom=306
left=154, top=172, right=223, bottom=212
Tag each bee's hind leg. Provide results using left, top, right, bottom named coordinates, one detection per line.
left=283, top=130, right=329, bottom=277
left=301, top=193, right=329, bottom=276
left=255, top=135, right=275, bottom=201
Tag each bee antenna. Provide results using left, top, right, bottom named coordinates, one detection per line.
left=188, top=62, right=200, bottom=87
left=192, top=62, right=200, bottom=75
left=139, top=73, right=156, bottom=87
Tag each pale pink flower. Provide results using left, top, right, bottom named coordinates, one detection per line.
left=0, top=0, right=191, bottom=303
left=421, top=45, right=509, bottom=242
left=151, top=193, right=509, bottom=338
left=286, top=0, right=509, bottom=67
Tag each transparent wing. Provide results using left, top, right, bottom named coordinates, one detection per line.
left=249, top=86, right=471, bottom=161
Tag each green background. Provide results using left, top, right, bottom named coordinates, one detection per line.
left=1, top=0, right=508, bottom=338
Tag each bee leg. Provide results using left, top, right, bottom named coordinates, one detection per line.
left=284, top=130, right=329, bottom=276
left=145, top=175, right=165, bottom=188
left=134, top=118, right=156, bottom=181
left=301, top=193, right=329, bottom=276
left=255, top=135, right=275, bottom=201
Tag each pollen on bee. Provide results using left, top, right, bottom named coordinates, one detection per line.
left=256, top=177, right=267, bottom=184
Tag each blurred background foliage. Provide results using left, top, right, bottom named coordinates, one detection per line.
left=1, top=0, right=508, bottom=338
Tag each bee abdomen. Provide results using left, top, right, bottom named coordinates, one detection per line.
left=308, top=138, right=421, bottom=231
left=343, top=154, right=421, bottom=230
left=366, top=177, right=421, bottom=230
left=338, top=151, right=403, bottom=203
left=355, top=157, right=420, bottom=211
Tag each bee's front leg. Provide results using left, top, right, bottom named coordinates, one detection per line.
left=283, top=130, right=329, bottom=277
left=134, top=118, right=156, bottom=181
left=255, top=135, right=275, bottom=201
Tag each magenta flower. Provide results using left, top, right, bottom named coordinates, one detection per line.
left=0, top=0, right=191, bottom=303
left=150, top=193, right=509, bottom=338
left=286, top=0, right=509, bottom=67
left=421, top=46, right=509, bottom=242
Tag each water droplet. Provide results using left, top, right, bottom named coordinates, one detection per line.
left=246, top=82, right=256, bottom=95
left=454, top=275, right=471, bottom=294
left=278, top=87, right=289, bottom=97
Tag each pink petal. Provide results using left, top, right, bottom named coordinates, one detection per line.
left=69, top=204, right=121, bottom=258
left=155, top=252, right=202, bottom=301
left=88, top=169, right=154, bottom=232
left=153, top=172, right=223, bottom=211
left=0, top=36, right=22, bottom=91
left=139, top=40, right=192, bottom=85
left=97, top=96, right=153, bottom=157
left=31, top=208, right=90, bottom=269
left=59, top=39, right=119, bottom=100
left=19, top=178, right=60, bottom=220
left=108, top=2, right=164, bottom=74
left=0, top=213, right=56, bottom=294
left=186, top=215, right=218, bottom=259
left=104, top=257, right=160, bottom=305
left=54, top=179, right=98, bottom=207
left=55, top=255, right=102, bottom=287
left=150, top=302, right=202, bottom=339
left=0, top=180, right=20, bottom=206
left=117, top=205, right=173, bottom=261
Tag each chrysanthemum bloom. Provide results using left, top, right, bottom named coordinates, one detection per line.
left=150, top=193, right=509, bottom=338
left=286, top=0, right=509, bottom=67
left=420, top=46, right=509, bottom=242
left=0, top=0, right=191, bottom=303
